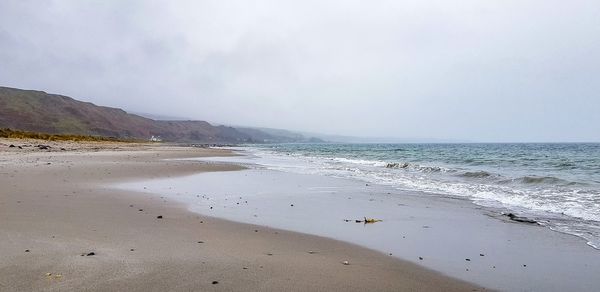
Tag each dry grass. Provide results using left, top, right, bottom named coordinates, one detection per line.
left=0, top=128, right=137, bottom=142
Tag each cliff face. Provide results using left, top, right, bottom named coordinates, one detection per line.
left=0, top=86, right=253, bottom=142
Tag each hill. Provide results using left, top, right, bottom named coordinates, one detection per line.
left=0, top=86, right=296, bottom=143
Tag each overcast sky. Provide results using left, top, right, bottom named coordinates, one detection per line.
left=1, top=1, right=599, bottom=142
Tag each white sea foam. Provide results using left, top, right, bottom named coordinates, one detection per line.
left=243, top=146, right=600, bottom=249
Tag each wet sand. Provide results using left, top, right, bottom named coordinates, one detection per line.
left=119, top=152, right=600, bottom=291
left=0, top=139, right=481, bottom=291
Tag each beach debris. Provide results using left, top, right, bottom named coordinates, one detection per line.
left=504, top=213, right=538, bottom=224
left=364, top=217, right=382, bottom=224
left=342, top=260, right=350, bottom=265
left=346, top=217, right=383, bottom=224
left=45, top=272, right=63, bottom=279
left=156, top=215, right=163, bottom=219
left=212, top=281, right=219, bottom=285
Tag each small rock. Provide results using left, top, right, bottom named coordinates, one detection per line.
left=267, top=253, right=273, bottom=256
left=308, top=251, right=317, bottom=254
left=342, top=260, right=349, bottom=265
left=156, top=215, right=163, bottom=219
left=86, top=252, right=95, bottom=256
left=197, top=241, right=204, bottom=244
left=523, top=264, right=527, bottom=267
left=130, top=249, right=135, bottom=251
left=480, top=253, right=485, bottom=257
left=25, top=249, right=30, bottom=252
left=138, top=209, right=143, bottom=212
left=9, top=144, right=15, bottom=148
left=290, top=204, right=294, bottom=207
left=419, top=257, right=423, bottom=260
left=242, top=267, right=248, bottom=270
left=212, top=281, right=219, bottom=285
left=254, top=230, right=258, bottom=232
left=465, top=258, right=471, bottom=261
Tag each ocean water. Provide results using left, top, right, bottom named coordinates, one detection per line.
left=244, top=143, right=600, bottom=249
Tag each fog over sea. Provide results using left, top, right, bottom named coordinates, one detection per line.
left=247, top=143, right=600, bottom=249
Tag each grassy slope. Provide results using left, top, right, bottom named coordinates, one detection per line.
left=0, top=87, right=253, bottom=142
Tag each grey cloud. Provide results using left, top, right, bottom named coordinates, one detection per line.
left=1, top=0, right=599, bottom=142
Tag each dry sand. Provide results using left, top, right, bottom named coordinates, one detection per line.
left=0, top=139, right=482, bottom=291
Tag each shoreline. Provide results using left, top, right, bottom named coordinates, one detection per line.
left=0, top=140, right=481, bottom=291
left=117, top=149, right=600, bottom=291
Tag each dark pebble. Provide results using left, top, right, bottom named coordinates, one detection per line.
left=480, top=253, right=485, bottom=256
left=197, top=241, right=204, bottom=244
left=523, top=264, right=527, bottom=267
left=86, top=252, right=95, bottom=256
left=254, top=230, right=258, bottom=232
left=212, top=281, right=219, bottom=285
left=9, top=144, right=15, bottom=148
left=290, top=204, right=294, bottom=207
left=25, top=249, right=30, bottom=252
left=466, top=258, right=471, bottom=261
left=130, top=249, right=135, bottom=251
left=419, top=257, right=423, bottom=260
left=138, top=209, right=143, bottom=212
left=157, top=215, right=163, bottom=219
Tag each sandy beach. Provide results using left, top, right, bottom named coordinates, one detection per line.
left=0, top=139, right=480, bottom=291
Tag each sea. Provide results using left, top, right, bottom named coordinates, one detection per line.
left=243, top=143, right=600, bottom=249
